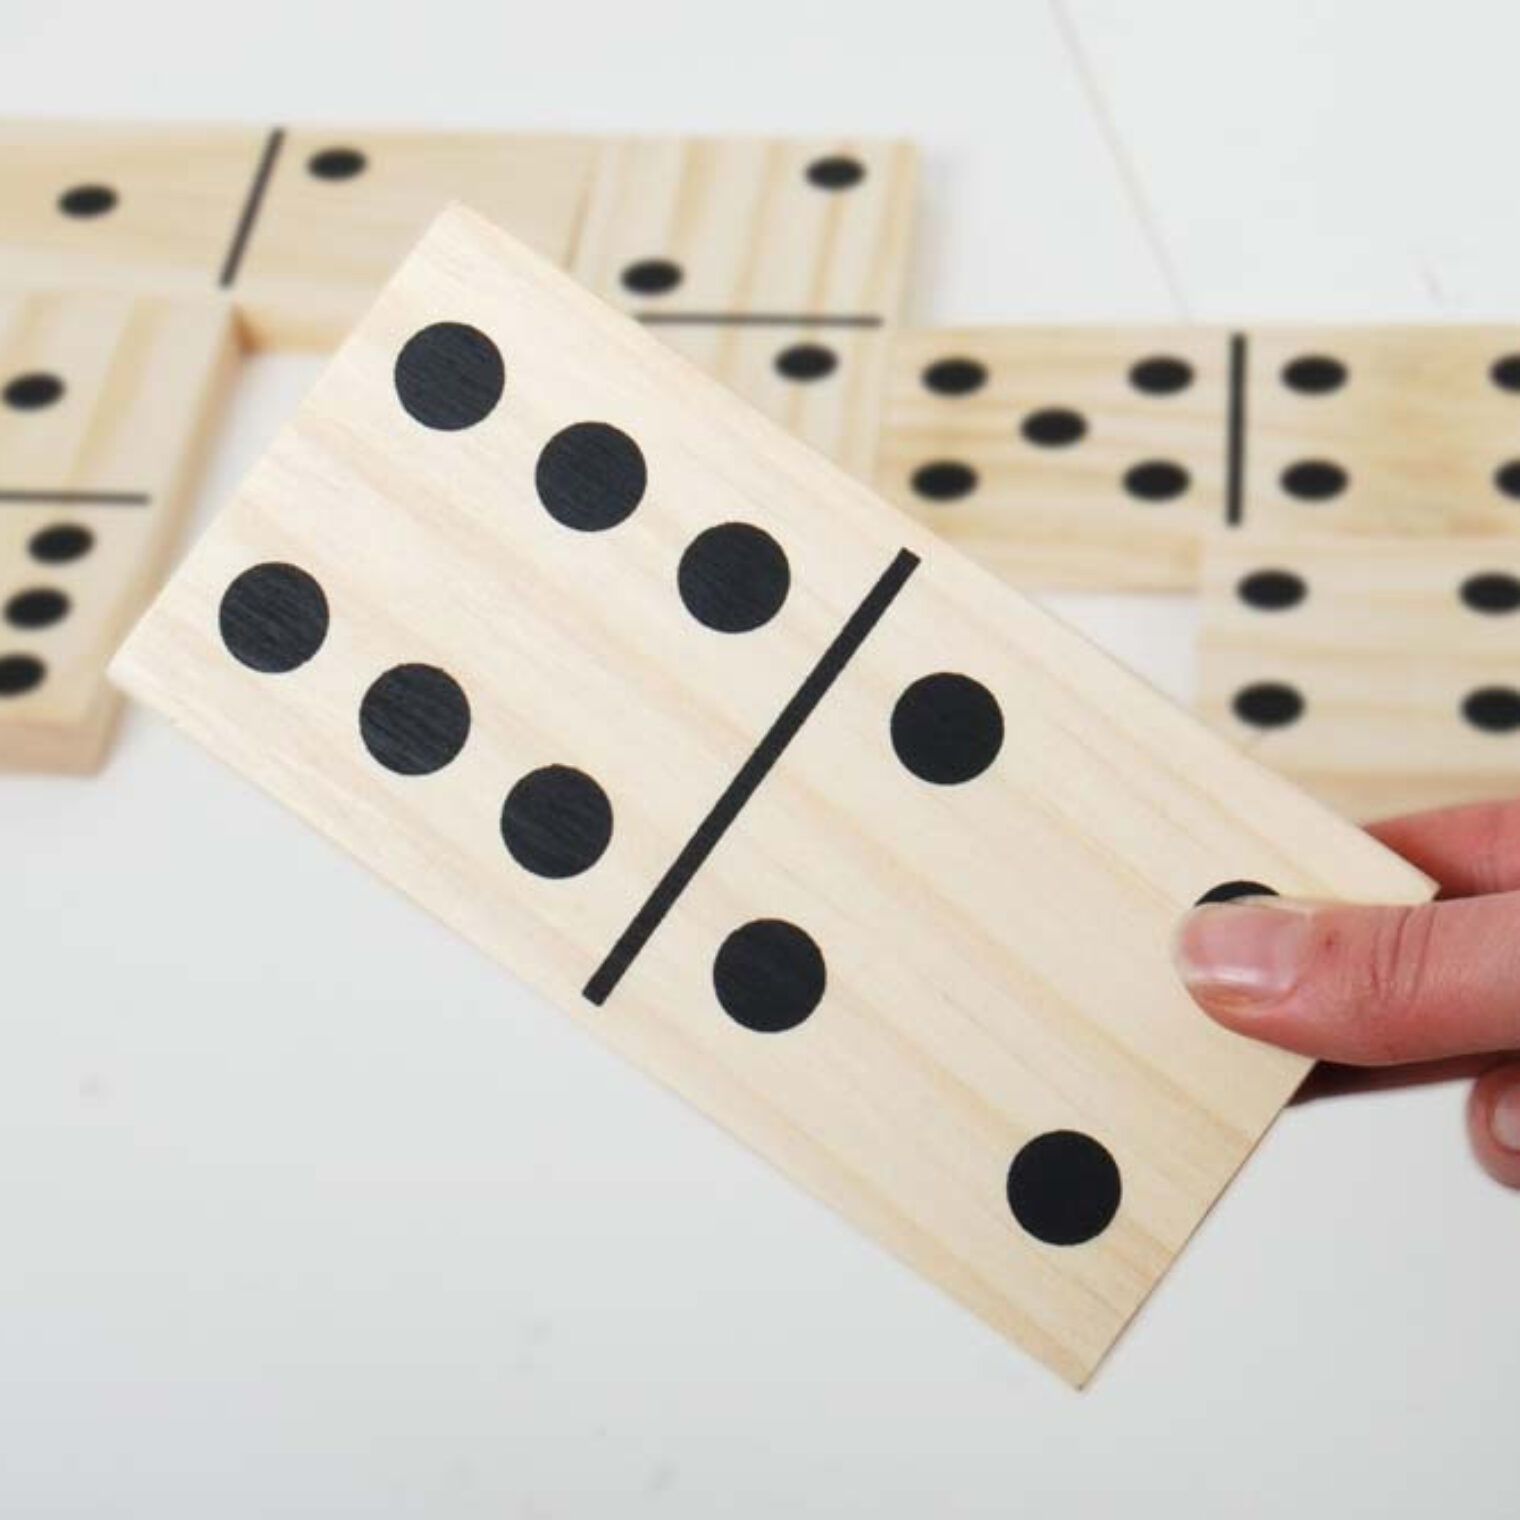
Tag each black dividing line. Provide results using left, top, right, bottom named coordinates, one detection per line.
left=638, top=312, right=884, bottom=330
left=1225, top=331, right=1248, bottom=527
left=583, top=546, right=921, bottom=1007
left=218, top=126, right=286, bottom=290
left=0, top=489, right=150, bottom=507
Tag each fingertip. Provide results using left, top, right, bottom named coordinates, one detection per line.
left=1466, top=1063, right=1520, bottom=1189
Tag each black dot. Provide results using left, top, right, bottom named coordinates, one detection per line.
left=1129, top=355, right=1194, bottom=395
left=805, top=155, right=865, bottom=190
left=4, top=372, right=64, bottom=411
left=394, top=322, right=504, bottom=431
left=501, top=765, right=613, bottom=878
left=1123, top=460, right=1190, bottom=501
left=1281, top=354, right=1348, bottom=394
left=308, top=146, right=367, bottom=180
left=1462, top=687, right=1520, bottom=733
left=678, top=523, right=790, bottom=632
left=1281, top=459, right=1348, bottom=500
left=1237, top=568, right=1307, bottom=611
left=620, top=259, right=683, bottom=296
left=1006, top=1130, right=1121, bottom=1247
left=712, top=919, right=825, bottom=1032
left=28, top=524, right=93, bottom=564
left=535, top=421, right=647, bottom=532
left=4, top=588, right=69, bottom=630
left=1021, top=407, right=1087, bottom=447
left=774, top=343, right=837, bottom=382
left=1491, top=355, right=1520, bottom=392
left=58, top=184, right=116, bottom=218
left=1195, top=880, right=1279, bottom=906
left=218, top=562, right=330, bottom=673
left=1494, top=461, right=1520, bottom=499
left=911, top=461, right=977, bottom=502
left=891, top=673, right=1003, bottom=785
left=0, top=653, right=44, bottom=697
left=1460, top=572, right=1520, bottom=614
left=359, top=664, right=471, bottom=775
left=1233, top=681, right=1304, bottom=728
left=922, top=357, right=988, bottom=396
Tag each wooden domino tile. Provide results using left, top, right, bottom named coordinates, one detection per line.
left=0, top=119, right=272, bottom=296
left=879, top=327, right=1230, bottom=589
left=229, top=127, right=599, bottom=350
left=0, top=120, right=598, bottom=351
left=0, top=288, right=236, bottom=771
left=572, top=137, right=916, bottom=467
left=879, top=326, right=1520, bottom=590
left=1199, top=534, right=1520, bottom=820
left=111, top=209, right=1429, bottom=1385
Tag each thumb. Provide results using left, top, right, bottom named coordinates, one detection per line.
left=1468, top=1062, right=1520, bottom=1189
left=1173, top=893, right=1520, bottom=1065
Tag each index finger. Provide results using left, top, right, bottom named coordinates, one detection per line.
left=1368, top=797, right=1520, bottom=898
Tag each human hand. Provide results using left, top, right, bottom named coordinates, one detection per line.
left=1174, top=798, right=1520, bottom=1187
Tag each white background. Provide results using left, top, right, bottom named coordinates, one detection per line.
left=1, top=2, right=1517, bottom=1514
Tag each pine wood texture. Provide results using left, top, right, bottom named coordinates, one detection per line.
left=1242, top=327, right=1520, bottom=537
left=112, top=209, right=1431, bottom=1385
left=0, top=120, right=270, bottom=295
left=879, top=326, right=1520, bottom=589
left=0, top=289, right=236, bottom=771
left=1199, top=534, right=1520, bottom=819
left=232, top=128, right=598, bottom=350
left=572, top=137, right=916, bottom=320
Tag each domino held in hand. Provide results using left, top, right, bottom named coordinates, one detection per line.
left=112, top=208, right=1430, bottom=1384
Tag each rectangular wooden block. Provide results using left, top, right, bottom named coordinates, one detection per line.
left=878, top=326, right=1520, bottom=589
left=111, top=209, right=1429, bottom=1385
left=1199, top=535, right=1520, bottom=819
left=0, top=119, right=271, bottom=296
left=0, top=289, right=236, bottom=771
left=231, top=128, right=599, bottom=349
left=573, top=137, right=914, bottom=463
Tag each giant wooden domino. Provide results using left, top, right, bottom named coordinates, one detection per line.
left=880, top=325, right=1520, bottom=589
left=112, top=209, right=1430, bottom=1384
left=0, top=119, right=596, bottom=333
left=0, top=288, right=235, bottom=770
left=1200, top=535, right=1520, bottom=819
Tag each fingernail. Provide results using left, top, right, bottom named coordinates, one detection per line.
left=1491, top=1083, right=1520, bottom=1153
left=1173, top=901, right=1315, bottom=1009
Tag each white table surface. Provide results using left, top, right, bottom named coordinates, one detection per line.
left=2, top=3, right=1515, bottom=1514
